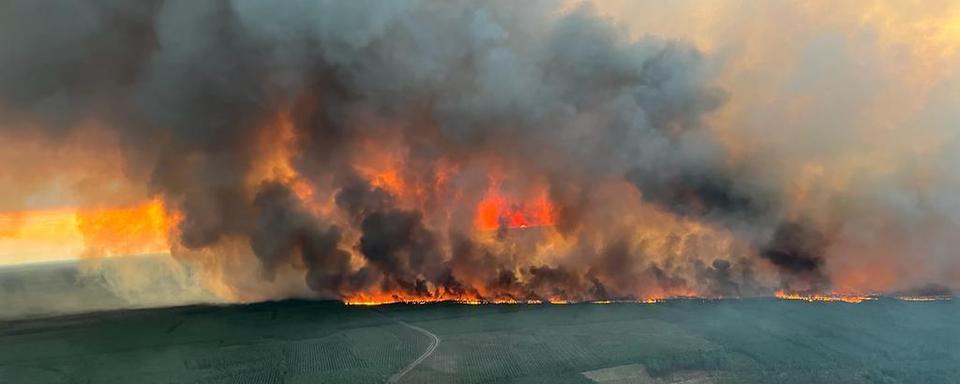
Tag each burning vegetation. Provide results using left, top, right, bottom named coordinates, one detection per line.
left=0, top=1, right=958, bottom=306
left=774, top=290, right=875, bottom=304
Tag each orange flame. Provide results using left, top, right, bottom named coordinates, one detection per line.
left=343, top=297, right=674, bottom=306
left=75, top=199, right=179, bottom=258
left=0, top=199, right=180, bottom=265
left=774, top=290, right=874, bottom=303
left=342, top=288, right=684, bottom=306
left=474, top=185, right=555, bottom=230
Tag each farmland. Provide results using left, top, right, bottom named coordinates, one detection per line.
left=2, top=298, right=958, bottom=383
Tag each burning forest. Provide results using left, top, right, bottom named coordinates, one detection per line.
left=1, top=1, right=959, bottom=307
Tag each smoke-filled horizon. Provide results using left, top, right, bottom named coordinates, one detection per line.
left=1, top=0, right=959, bottom=304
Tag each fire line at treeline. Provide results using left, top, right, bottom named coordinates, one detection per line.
left=7, top=178, right=952, bottom=306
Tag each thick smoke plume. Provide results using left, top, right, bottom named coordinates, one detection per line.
left=2, top=0, right=959, bottom=303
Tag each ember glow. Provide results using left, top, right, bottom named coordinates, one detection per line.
left=474, top=185, right=556, bottom=231
left=74, top=199, right=179, bottom=258
left=774, top=290, right=875, bottom=304
left=342, top=296, right=669, bottom=306
left=0, top=199, right=177, bottom=265
left=2, top=1, right=960, bottom=311
left=343, top=297, right=549, bottom=306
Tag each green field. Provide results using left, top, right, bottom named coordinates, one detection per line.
left=2, top=298, right=958, bottom=384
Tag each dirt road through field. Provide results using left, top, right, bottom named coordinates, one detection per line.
left=388, top=321, right=439, bottom=383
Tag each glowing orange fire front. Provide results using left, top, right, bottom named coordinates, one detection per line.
left=343, top=288, right=685, bottom=306
left=342, top=297, right=667, bottom=306
left=474, top=186, right=555, bottom=231
left=774, top=290, right=874, bottom=304
left=75, top=199, right=180, bottom=257
left=0, top=199, right=179, bottom=265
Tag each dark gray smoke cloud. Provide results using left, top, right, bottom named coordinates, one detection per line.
left=0, top=0, right=849, bottom=300
left=251, top=182, right=351, bottom=293
left=359, top=210, right=442, bottom=289
left=759, top=220, right=828, bottom=289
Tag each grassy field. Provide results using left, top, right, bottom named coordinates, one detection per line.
left=1, top=298, right=958, bottom=383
